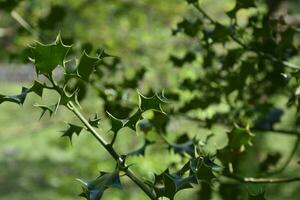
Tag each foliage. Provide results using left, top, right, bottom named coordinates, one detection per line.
left=1, top=0, right=300, bottom=199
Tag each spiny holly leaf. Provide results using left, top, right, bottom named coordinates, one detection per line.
left=29, top=81, right=45, bottom=97
left=150, top=111, right=169, bottom=133
left=226, top=124, right=254, bottom=151
left=192, top=157, right=220, bottom=184
left=61, top=123, right=83, bottom=143
left=227, top=0, right=256, bottom=18
left=150, top=168, right=197, bottom=200
left=123, top=109, right=142, bottom=131
left=77, top=52, right=100, bottom=81
left=138, top=92, right=167, bottom=113
left=34, top=103, right=59, bottom=119
left=152, top=170, right=177, bottom=199
left=106, top=112, right=124, bottom=134
left=89, top=113, right=101, bottom=128
left=78, top=171, right=122, bottom=200
left=127, top=139, right=154, bottom=157
left=31, top=34, right=71, bottom=74
left=107, top=109, right=143, bottom=133
left=0, top=87, right=29, bottom=105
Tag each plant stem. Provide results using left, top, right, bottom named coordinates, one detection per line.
left=67, top=101, right=157, bottom=200
left=226, top=174, right=300, bottom=184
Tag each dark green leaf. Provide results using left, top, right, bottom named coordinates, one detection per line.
left=77, top=52, right=100, bottom=81
left=31, top=34, right=71, bottom=74
left=61, top=123, right=83, bottom=143
left=0, top=87, right=29, bottom=105
left=78, top=171, right=122, bottom=200
left=138, top=92, right=166, bottom=113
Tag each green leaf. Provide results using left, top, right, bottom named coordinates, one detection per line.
left=61, top=123, right=83, bottom=143
left=107, top=109, right=142, bottom=133
left=123, top=109, right=142, bottom=131
left=31, top=34, right=71, bottom=74
left=138, top=92, right=166, bottom=113
left=227, top=124, right=254, bottom=151
left=78, top=171, right=122, bottom=200
left=29, top=81, right=45, bottom=97
left=152, top=170, right=177, bottom=200
left=77, top=52, right=100, bottom=81
left=106, top=111, right=124, bottom=134
left=0, top=87, right=29, bottom=105
left=34, top=103, right=58, bottom=119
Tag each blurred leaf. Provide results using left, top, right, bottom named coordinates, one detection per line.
left=38, top=5, right=66, bottom=30
left=227, top=0, right=256, bottom=18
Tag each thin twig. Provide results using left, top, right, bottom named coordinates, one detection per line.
left=226, top=174, right=300, bottom=184
left=47, top=76, right=157, bottom=200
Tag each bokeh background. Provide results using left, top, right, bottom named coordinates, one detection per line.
left=1, top=0, right=300, bottom=199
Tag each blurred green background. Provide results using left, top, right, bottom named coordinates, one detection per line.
left=1, top=0, right=300, bottom=199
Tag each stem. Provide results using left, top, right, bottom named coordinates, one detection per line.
left=47, top=75, right=157, bottom=199
left=226, top=174, right=300, bottom=184
left=67, top=101, right=157, bottom=200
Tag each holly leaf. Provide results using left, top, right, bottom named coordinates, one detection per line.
left=123, top=109, right=142, bottom=131
left=227, top=124, right=254, bottom=151
left=29, top=81, right=45, bottom=97
left=31, top=34, right=71, bottom=74
left=192, top=157, right=219, bottom=184
left=152, top=170, right=177, bottom=200
left=78, top=171, right=122, bottom=200
left=138, top=92, right=166, bottom=113
left=34, top=103, right=59, bottom=119
left=61, top=123, right=83, bottom=143
left=107, top=109, right=142, bottom=134
left=77, top=52, right=100, bottom=81
left=0, top=87, right=29, bottom=105
left=106, top=112, right=124, bottom=134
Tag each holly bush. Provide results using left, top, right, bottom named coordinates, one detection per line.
left=1, top=0, right=300, bottom=199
